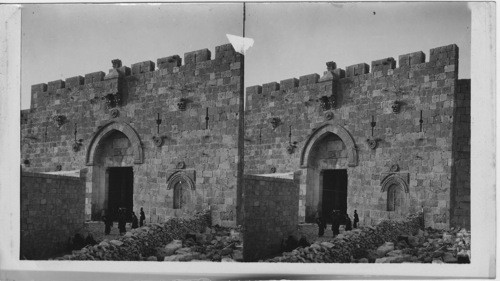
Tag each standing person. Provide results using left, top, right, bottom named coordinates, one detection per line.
left=353, top=210, right=360, bottom=229
left=131, top=212, right=139, bottom=229
left=104, top=215, right=113, bottom=235
left=314, top=210, right=326, bottom=237
left=140, top=207, right=146, bottom=227
left=345, top=213, right=352, bottom=231
left=331, top=210, right=340, bottom=237
left=118, top=208, right=126, bottom=235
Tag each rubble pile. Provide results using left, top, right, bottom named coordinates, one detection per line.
left=265, top=212, right=470, bottom=263
left=370, top=227, right=471, bottom=264
left=53, top=211, right=211, bottom=261
left=154, top=225, right=243, bottom=262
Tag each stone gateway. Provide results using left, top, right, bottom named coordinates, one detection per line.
left=21, top=43, right=470, bottom=231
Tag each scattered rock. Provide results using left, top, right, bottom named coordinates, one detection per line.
left=147, top=256, right=157, bottom=261
left=320, top=242, right=334, bottom=248
left=376, top=242, right=395, bottom=257
left=386, top=250, right=403, bottom=257
left=232, top=250, right=243, bottom=261
left=109, top=240, right=123, bottom=247
left=443, top=252, right=457, bottom=263
left=164, top=240, right=183, bottom=256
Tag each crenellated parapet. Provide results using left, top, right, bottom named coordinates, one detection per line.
left=29, top=43, right=242, bottom=109
left=246, top=44, right=459, bottom=102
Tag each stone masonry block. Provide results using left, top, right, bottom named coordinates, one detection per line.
left=131, top=61, right=155, bottom=75
left=430, top=44, right=459, bottom=65
left=65, top=76, right=84, bottom=88
left=157, top=55, right=182, bottom=70
left=47, top=80, right=65, bottom=91
left=246, top=85, right=262, bottom=95
left=398, top=51, right=425, bottom=67
left=84, top=71, right=105, bottom=84
left=215, top=44, right=236, bottom=59
left=280, top=78, right=299, bottom=90
left=345, top=63, right=369, bottom=77
left=371, top=57, right=396, bottom=72
left=262, top=82, right=279, bottom=94
left=333, top=68, right=346, bottom=78
left=299, top=73, right=320, bottom=86
left=118, top=66, right=131, bottom=76
left=31, top=83, right=47, bottom=93
left=184, top=49, right=212, bottom=65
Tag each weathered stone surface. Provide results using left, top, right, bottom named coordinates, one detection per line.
left=109, top=240, right=123, bottom=247
left=443, top=252, right=457, bottom=263
left=242, top=174, right=300, bottom=261
left=376, top=242, right=395, bottom=257
left=147, top=256, right=158, bottom=261
left=164, top=240, right=183, bottom=256
left=20, top=172, right=86, bottom=259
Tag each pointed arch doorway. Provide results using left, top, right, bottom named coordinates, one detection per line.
left=85, top=120, right=143, bottom=220
left=299, top=123, right=357, bottom=222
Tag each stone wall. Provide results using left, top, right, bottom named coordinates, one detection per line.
left=450, top=79, right=471, bottom=229
left=21, top=44, right=244, bottom=226
left=242, top=172, right=300, bottom=261
left=245, top=44, right=470, bottom=228
left=20, top=170, right=86, bottom=259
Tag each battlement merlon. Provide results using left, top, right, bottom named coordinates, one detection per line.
left=246, top=44, right=459, bottom=95
left=30, top=43, right=241, bottom=94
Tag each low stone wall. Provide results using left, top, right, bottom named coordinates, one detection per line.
left=54, top=211, right=211, bottom=260
left=21, top=170, right=86, bottom=259
left=242, top=172, right=300, bottom=261
left=265, top=212, right=424, bottom=262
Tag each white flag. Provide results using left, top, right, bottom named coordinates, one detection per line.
left=226, top=34, right=254, bottom=55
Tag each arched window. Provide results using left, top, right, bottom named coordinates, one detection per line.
left=387, top=184, right=403, bottom=212
left=173, top=179, right=190, bottom=209
left=167, top=171, right=195, bottom=210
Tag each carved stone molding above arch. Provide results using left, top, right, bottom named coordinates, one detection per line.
left=380, top=172, right=410, bottom=193
left=300, top=122, right=358, bottom=168
left=85, top=120, right=143, bottom=165
left=166, top=169, right=196, bottom=190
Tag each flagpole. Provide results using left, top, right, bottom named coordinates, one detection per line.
left=236, top=2, right=246, bottom=225
left=243, top=2, right=246, bottom=38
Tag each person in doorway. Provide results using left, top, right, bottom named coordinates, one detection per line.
left=103, top=215, right=113, bottom=235
left=345, top=213, right=352, bottom=231
left=131, top=212, right=139, bottom=229
left=353, top=210, right=360, bottom=228
left=140, top=207, right=146, bottom=227
left=314, top=210, right=326, bottom=237
left=118, top=208, right=126, bottom=235
left=331, top=210, right=340, bottom=237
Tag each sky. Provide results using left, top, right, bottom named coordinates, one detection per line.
left=21, top=3, right=471, bottom=109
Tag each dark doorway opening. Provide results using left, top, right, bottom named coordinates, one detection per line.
left=322, top=169, right=347, bottom=223
left=107, top=167, right=133, bottom=222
